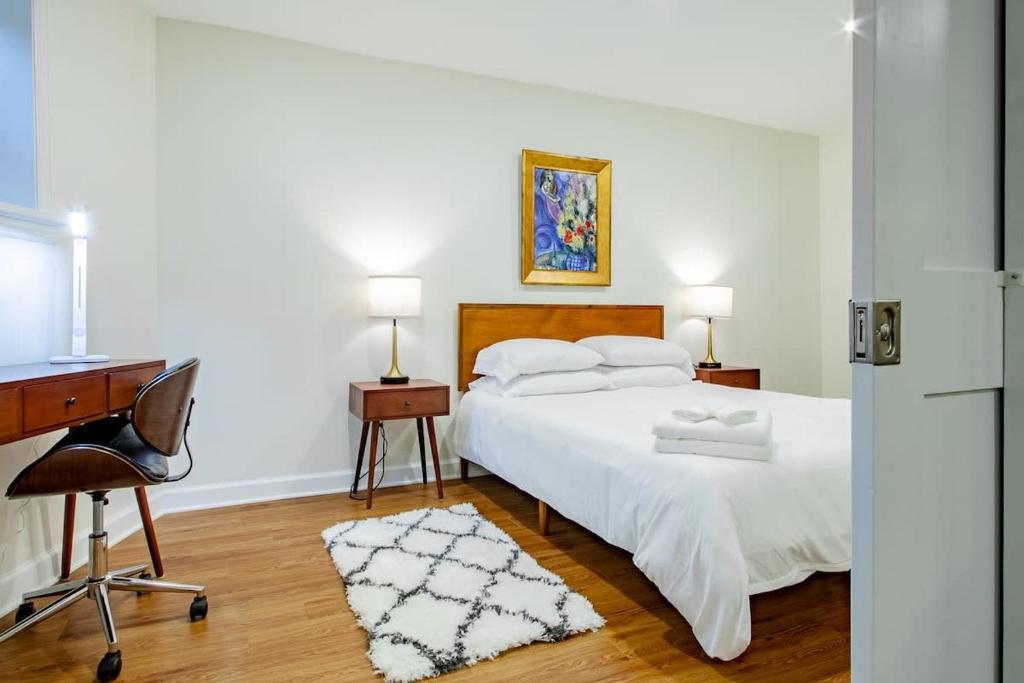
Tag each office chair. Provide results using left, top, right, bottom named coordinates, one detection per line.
left=0, top=358, right=207, bottom=681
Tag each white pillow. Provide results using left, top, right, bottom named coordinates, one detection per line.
left=468, top=370, right=611, bottom=397
left=473, top=338, right=604, bottom=384
left=576, top=335, right=693, bottom=373
left=601, top=365, right=693, bottom=389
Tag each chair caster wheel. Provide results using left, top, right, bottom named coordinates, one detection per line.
left=14, top=602, right=35, bottom=624
left=97, top=650, right=122, bottom=681
left=189, top=596, right=208, bottom=622
left=136, top=572, right=153, bottom=596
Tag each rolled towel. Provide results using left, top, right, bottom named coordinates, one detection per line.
left=653, top=412, right=773, bottom=445
left=710, top=404, right=759, bottom=426
left=654, top=437, right=772, bottom=462
left=671, top=405, right=711, bottom=423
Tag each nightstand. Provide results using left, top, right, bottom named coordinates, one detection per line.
left=348, top=379, right=450, bottom=509
left=693, top=366, right=760, bottom=390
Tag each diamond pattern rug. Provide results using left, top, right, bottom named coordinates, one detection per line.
left=322, top=502, right=604, bottom=682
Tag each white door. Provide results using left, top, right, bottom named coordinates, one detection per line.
left=1005, top=0, right=1023, bottom=677
left=851, top=1, right=1004, bottom=681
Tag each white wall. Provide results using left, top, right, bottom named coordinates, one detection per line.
left=154, top=20, right=823, bottom=503
left=0, top=0, right=158, bottom=613
left=818, top=128, right=852, bottom=397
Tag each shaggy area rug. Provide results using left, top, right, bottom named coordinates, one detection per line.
left=322, top=502, right=604, bottom=682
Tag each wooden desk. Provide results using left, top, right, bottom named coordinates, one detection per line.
left=0, top=359, right=166, bottom=579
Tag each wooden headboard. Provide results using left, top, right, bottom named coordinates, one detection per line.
left=458, top=303, right=664, bottom=390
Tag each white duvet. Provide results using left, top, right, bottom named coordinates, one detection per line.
left=452, top=382, right=850, bottom=660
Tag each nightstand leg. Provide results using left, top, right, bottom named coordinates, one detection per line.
left=460, top=458, right=469, bottom=481
left=426, top=417, right=443, bottom=499
left=351, top=421, right=370, bottom=495
left=365, top=421, right=380, bottom=509
left=416, top=418, right=427, bottom=484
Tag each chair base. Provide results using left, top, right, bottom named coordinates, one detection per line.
left=0, top=494, right=206, bottom=681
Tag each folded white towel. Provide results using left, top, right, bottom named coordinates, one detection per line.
left=653, top=412, right=773, bottom=445
left=654, top=437, right=772, bottom=461
left=671, top=401, right=759, bottom=426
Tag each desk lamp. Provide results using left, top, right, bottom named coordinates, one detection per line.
left=50, top=211, right=109, bottom=364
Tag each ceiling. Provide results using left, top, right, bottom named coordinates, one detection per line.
left=142, top=0, right=852, bottom=135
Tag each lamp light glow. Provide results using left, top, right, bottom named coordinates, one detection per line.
left=68, top=210, right=88, bottom=238
left=843, top=19, right=857, bottom=33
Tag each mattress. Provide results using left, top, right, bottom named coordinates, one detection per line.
left=452, top=381, right=851, bottom=660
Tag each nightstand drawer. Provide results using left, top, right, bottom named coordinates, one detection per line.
left=362, top=387, right=449, bottom=420
left=695, top=366, right=761, bottom=390
left=23, top=376, right=108, bottom=432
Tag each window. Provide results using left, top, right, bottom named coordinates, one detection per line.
left=0, top=0, right=37, bottom=209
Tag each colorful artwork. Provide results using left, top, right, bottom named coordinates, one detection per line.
left=533, top=168, right=598, bottom=272
left=521, top=150, right=611, bottom=286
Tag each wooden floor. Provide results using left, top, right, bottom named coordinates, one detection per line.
left=1, top=476, right=850, bottom=681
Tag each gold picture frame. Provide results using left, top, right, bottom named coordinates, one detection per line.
left=521, top=149, right=611, bottom=286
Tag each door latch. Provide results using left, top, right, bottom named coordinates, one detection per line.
left=849, top=300, right=901, bottom=365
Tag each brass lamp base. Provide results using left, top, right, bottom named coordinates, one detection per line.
left=380, top=318, right=410, bottom=385
left=700, top=317, right=722, bottom=369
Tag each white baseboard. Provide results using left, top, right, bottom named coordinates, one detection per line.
left=158, top=458, right=463, bottom=514
left=0, top=458, right=466, bottom=616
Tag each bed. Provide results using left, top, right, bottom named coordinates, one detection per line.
left=451, top=304, right=851, bottom=660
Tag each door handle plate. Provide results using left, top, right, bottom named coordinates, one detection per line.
left=850, top=300, right=901, bottom=365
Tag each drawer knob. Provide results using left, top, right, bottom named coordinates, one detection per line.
left=65, top=396, right=77, bottom=406
left=732, top=379, right=740, bottom=384
left=404, top=400, right=412, bottom=407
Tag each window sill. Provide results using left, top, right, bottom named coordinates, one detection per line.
left=0, top=202, right=65, bottom=243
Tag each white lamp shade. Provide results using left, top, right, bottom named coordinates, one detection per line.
left=368, top=276, right=421, bottom=318
left=684, top=285, right=733, bottom=318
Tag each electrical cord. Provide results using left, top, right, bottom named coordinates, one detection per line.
left=348, top=424, right=388, bottom=501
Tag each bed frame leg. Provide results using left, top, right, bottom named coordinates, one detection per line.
left=538, top=500, right=550, bottom=536
left=459, top=458, right=469, bottom=481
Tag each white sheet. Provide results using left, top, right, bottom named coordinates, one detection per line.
left=453, top=382, right=850, bottom=660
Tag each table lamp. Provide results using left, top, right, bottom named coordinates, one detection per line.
left=50, top=211, right=109, bottom=364
left=368, top=276, right=421, bottom=384
left=685, top=285, right=733, bottom=369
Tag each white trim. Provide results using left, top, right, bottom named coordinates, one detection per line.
left=0, top=459, right=466, bottom=616
left=158, top=459, right=464, bottom=514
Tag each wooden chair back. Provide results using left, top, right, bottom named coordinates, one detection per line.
left=132, top=358, right=200, bottom=456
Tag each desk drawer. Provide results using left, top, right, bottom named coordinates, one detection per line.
left=0, top=388, right=20, bottom=440
left=363, top=388, right=448, bottom=420
left=23, top=376, right=107, bottom=432
left=109, top=366, right=162, bottom=411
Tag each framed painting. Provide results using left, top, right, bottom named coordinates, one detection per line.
left=521, top=149, right=611, bottom=285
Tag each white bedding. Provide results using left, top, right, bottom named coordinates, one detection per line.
left=452, top=382, right=850, bottom=660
